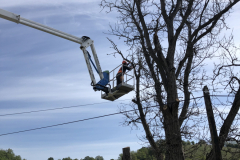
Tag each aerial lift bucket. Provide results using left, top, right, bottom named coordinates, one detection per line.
left=101, top=64, right=135, bottom=101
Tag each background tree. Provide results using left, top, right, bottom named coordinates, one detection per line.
left=117, top=143, right=240, bottom=160
left=94, top=155, right=104, bottom=160
left=62, top=157, right=72, bottom=160
left=100, top=0, right=240, bottom=159
left=0, top=149, right=23, bottom=160
left=82, top=156, right=94, bottom=160
left=48, top=157, right=54, bottom=160
left=117, top=153, right=122, bottom=160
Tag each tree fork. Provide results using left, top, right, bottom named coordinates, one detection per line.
left=203, top=86, right=222, bottom=160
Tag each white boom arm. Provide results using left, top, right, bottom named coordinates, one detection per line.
left=0, top=8, right=104, bottom=85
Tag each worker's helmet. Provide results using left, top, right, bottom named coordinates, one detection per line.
left=122, top=60, right=127, bottom=64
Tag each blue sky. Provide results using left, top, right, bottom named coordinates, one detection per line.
left=1, top=1, right=240, bottom=160
left=0, top=1, right=140, bottom=160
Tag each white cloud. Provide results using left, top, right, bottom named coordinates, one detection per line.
left=0, top=73, right=98, bottom=101
left=0, top=0, right=116, bottom=25
left=0, top=2, right=139, bottom=160
left=0, top=0, right=99, bottom=8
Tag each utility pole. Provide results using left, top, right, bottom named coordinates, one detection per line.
left=203, top=86, right=222, bottom=160
left=122, top=147, right=130, bottom=160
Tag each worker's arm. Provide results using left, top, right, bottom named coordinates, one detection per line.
left=123, top=64, right=133, bottom=71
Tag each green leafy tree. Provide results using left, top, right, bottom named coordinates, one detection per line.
left=182, top=141, right=187, bottom=146
left=118, top=147, right=157, bottom=160
left=186, top=140, right=191, bottom=145
left=94, top=156, right=104, bottom=160
left=48, top=157, right=54, bottom=160
left=62, top=157, right=72, bottom=160
left=82, top=156, right=94, bottom=160
left=130, top=151, right=138, bottom=160
left=136, top=147, right=156, bottom=160
left=198, top=139, right=207, bottom=145
left=136, top=148, right=148, bottom=160
left=0, top=149, right=23, bottom=160
left=117, top=153, right=122, bottom=160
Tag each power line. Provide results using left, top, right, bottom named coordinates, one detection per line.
left=0, top=95, right=235, bottom=117
left=0, top=96, right=206, bottom=137
left=0, top=94, right=237, bottom=136
left=211, top=95, right=235, bottom=97
left=0, top=107, right=146, bottom=137
left=0, top=99, right=131, bottom=117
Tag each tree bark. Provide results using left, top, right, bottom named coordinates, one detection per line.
left=203, top=86, right=222, bottom=160
left=100, top=0, right=240, bottom=159
left=206, top=86, right=240, bottom=160
left=164, top=117, right=185, bottom=160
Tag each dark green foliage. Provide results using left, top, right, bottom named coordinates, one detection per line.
left=94, top=156, right=104, bottom=160
left=130, top=151, right=137, bottom=160
left=0, top=149, right=23, bottom=160
left=136, top=147, right=156, bottom=160
left=118, top=147, right=157, bottom=160
left=48, top=155, right=103, bottom=160
left=62, top=157, right=72, bottom=160
left=117, top=141, right=240, bottom=160
left=117, top=153, right=122, bottom=160
left=82, top=156, right=94, bottom=160
left=226, top=143, right=240, bottom=149
left=198, top=139, right=207, bottom=145
left=182, top=140, right=191, bottom=146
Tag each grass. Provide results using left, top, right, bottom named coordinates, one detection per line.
left=183, top=144, right=240, bottom=160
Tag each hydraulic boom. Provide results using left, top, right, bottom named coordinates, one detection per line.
left=0, top=8, right=110, bottom=93
left=0, top=8, right=135, bottom=101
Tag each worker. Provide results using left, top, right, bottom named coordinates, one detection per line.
left=116, top=60, right=133, bottom=85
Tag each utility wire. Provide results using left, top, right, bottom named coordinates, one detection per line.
left=0, top=99, right=131, bottom=117
left=0, top=96, right=206, bottom=137
left=0, top=95, right=235, bottom=117
left=0, top=95, right=237, bottom=136
left=0, top=106, right=149, bottom=137
left=211, top=95, right=235, bottom=97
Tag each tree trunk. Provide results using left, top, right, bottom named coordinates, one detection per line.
left=158, top=154, right=164, bottom=160
left=203, top=86, right=222, bottom=160
left=164, top=117, right=185, bottom=160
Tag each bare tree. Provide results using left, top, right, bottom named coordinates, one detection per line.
left=100, top=0, right=240, bottom=160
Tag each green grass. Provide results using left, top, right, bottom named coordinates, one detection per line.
left=183, top=144, right=240, bottom=160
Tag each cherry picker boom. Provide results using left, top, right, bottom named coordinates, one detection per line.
left=0, top=8, right=134, bottom=101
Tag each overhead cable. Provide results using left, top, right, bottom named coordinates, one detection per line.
left=0, top=99, right=131, bottom=117
left=0, top=95, right=237, bottom=136
left=0, top=95, right=235, bottom=117
left=0, top=96, right=205, bottom=137
left=0, top=107, right=146, bottom=137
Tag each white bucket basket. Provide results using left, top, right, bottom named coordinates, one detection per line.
left=101, top=64, right=135, bottom=101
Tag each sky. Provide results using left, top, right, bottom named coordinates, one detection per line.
left=0, top=1, right=240, bottom=160
left=0, top=1, right=141, bottom=160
